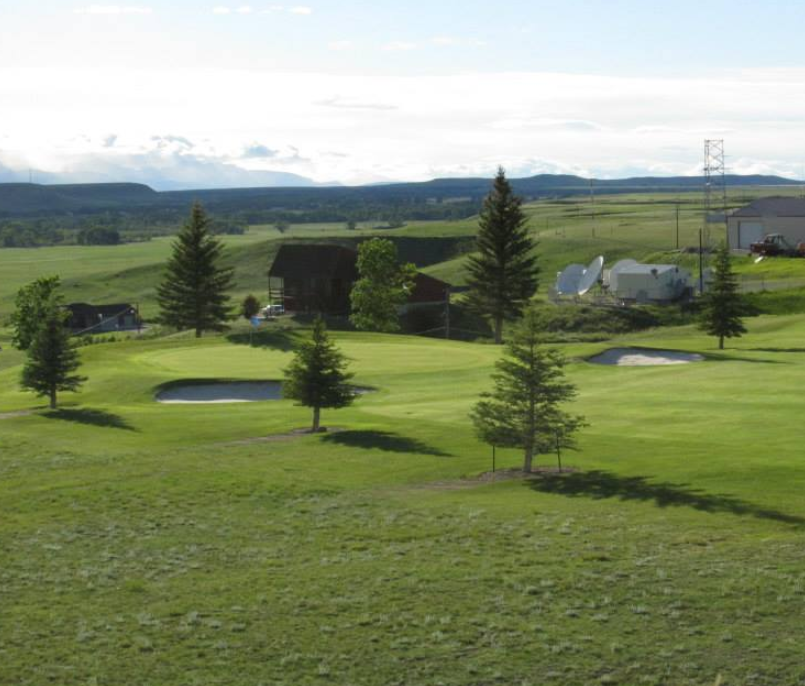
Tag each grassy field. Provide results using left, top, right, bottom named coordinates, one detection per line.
left=7, top=187, right=805, bottom=326
left=3, top=314, right=805, bottom=684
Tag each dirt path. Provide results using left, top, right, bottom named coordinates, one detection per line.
left=0, top=410, right=34, bottom=420
left=221, top=426, right=345, bottom=446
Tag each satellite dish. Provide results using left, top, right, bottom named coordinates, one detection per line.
left=577, top=256, right=604, bottom=296
left=607, top=259, right=638, bottom=292
left=556, top=264, right=586, bottom=295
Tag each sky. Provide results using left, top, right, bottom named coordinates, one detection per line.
left=3, top=0, right=805, bottom=189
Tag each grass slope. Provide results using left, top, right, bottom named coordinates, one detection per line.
left=2, top=318, right=805, bottom=684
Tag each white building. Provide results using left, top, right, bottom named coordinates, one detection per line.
left=727, top=197, right=805, bottom=250
left=611, top=264, right=691, bottom=303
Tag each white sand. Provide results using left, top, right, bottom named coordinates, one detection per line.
left=588, top=347, right=704, bottom=366
left=157, top=381, right=283, bottom=404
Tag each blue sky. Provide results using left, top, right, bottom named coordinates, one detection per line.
left=3, top=1, right=805, bottom=187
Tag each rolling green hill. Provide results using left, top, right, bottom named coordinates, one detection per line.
left=3, top=315, right=805, bottom=684
left=5, top=189, right=805, bottom=325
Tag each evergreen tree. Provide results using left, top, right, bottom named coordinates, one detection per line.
left=20, top=300, right=85, bottom=409
left=9, top=275, right=62, bottom=350
left=699, top=243, right=747, bottom=350
left=350, top=238, right=416, bottom=333
left=157, top=203, right=234, bottom=338
left=466, top=168, right=539, bottom=344
left=242, top=294, right=261, bottom=320
left=283, top=317, right=354, bottom=432
left=470, top=307, right=585, bottom=473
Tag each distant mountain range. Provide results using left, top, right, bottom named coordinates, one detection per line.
left=0, top=174, right=801, bottom=217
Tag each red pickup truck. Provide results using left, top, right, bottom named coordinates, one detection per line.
left=750, top=234, right=805, bottom=257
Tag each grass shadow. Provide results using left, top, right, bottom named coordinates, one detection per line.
left=321, top=430, right=451, bottom=457
left=44, top=408, right=137, bottom=432
left=703, top=352, right=785, bottom=364
left=526, top=470, right=804, bottom=526
left=226, top=328, right=298, bottom=351
left=748, top=347, right=805, bottom=354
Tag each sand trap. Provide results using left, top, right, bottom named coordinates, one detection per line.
left=157, top=381, right=283, bottom=404
left=588, top=347, right=704, bottom=366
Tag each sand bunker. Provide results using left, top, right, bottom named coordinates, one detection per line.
left=588, top=348, right=704, bottom=366
left=157, top=381, right=283, bottom=404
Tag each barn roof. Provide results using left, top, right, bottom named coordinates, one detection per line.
left=732, top=197, right=805, bottom=218
left=269, top=244, right=358, bottom=279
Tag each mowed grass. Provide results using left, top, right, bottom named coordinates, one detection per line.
left=3, top=318, right=805, bottom=685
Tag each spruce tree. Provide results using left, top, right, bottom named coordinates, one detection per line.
left=470, top=307, right=585, bottom=473
left=699, top=243, right=747, bottom=350
left=283, top=317, right=354, bottom=432
left=350, top=238, right=416, bottom=333
left=157, top=203, right=234, bottom=337
left=20, top=300, right=85, bottom=409
left=466, top=168, right=539, bottom=344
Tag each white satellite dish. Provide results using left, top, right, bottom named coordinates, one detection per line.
left=556, top=264, right=586, bottom=295
left=607, top=259, right=638, bottom=292
left=577, top=256, right=604, bottom=296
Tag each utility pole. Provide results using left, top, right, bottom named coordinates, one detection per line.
left=676, top=202, right=680, bottom=250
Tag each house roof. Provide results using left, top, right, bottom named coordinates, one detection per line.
left=732, top=197, right=805, bottom=218
left=619, top=264, right=682, bottom=276
left=65, top=302, right=136, bottom=317
left=269, top=244, right=359, bottom=279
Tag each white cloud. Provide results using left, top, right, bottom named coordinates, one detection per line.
left=7, top=67, right=805, bottom=186
left=74, top=5, right=152, bottom=14
left=431, top=36, right=487, bottom=48
left=216, top=5, right=309, bottom=16
left=383, top=41, right=417, bottom=52
left=328, top=40, right=354, bottom=51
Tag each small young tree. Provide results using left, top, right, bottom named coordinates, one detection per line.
left=242, top=294, right=261, bottom=320
left=9, top=275, right=62, bottom=350
left=20, top=300, right=85, bottom=409
left=350, top=238, right=416, bottom=333
left=699, top=243, right=747, bottom=350
left=283, top=317, right=354, bottom=432
left=466, top=168, right=540, bottom=344
left=157, top=203, right=234, bottom=338
left=470, top=308, right=585, bottom=473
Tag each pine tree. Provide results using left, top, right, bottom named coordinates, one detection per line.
left=699, top=243, right=747, bottom=350
left=350, top=238, right=417, bottom=333
left=283, top=317, right=354, bottom=432
left=20, top=300, right=85, bottom=409
left=157, top=203, right=234, bottom=338
left=10, top=275, right=62, bottom=350
left=466, top=168, right=539, bottom=344
left=242, top=294, right=261, bottom=320
left=470, top=308, right=585, bottom=473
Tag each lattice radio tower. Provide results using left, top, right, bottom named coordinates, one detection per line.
left=703, top=139, right=727, bottom=246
